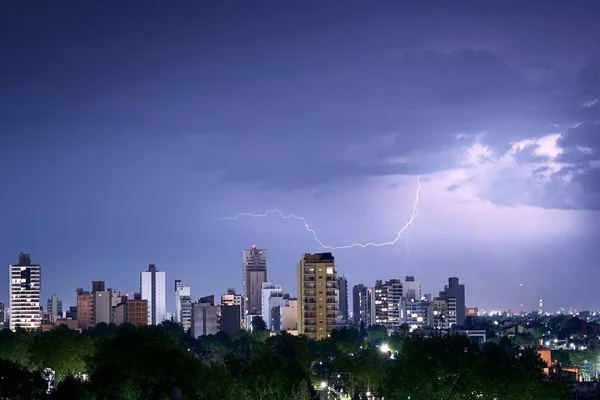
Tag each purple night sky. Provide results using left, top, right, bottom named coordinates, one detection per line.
left=1, top=1, right=599, bottom=313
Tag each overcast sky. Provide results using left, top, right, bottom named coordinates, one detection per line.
left=1, top=1, right=600, bottom=313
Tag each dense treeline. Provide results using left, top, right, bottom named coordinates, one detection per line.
left=0, top=321, right=572, bottom=400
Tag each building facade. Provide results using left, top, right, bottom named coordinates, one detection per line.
left=46, top=294, right=63, bottom=323
left=439, top=277, right=465, bottom=326
left=221, top=288, right=243, bottom=327
left=402, top=276, right=421, bottom=301
left=9, top=253, right=41, bottom=331
left=297, top=253, right=338, bottom=340
left=175, top=280, right=191, bottom=325
left=260, top=282, right=283, bottom=330
left=140, top=264, right=166, bottom=325
left=243, top=245, right=267, bottom=318
left=76, top=288, right=93, bottom=329
left=191, top=297, right=219, bottom=337
left=337, top=276, right=349, bottom=325
left=93, top=290, right=112, bottom=325
left=352, top=284, right=371, bottom=326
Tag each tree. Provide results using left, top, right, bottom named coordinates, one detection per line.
left=0, top=358, right=47, bottom=400
left=29, top=325, right=94, bottom=382
left=330, top=327, right=362, bottom=354
left=251, top=316, right=267, bottom=332
left=0, top=329, right=33, bottom=367
left=365, top=325, right=387, bottom=347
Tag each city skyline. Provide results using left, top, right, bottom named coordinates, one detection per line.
left=2, top=2, right=599, bottom=313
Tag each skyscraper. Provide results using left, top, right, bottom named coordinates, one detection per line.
left=438, top=277, right=466, bottom=326
left=261, top=282, right=284, bottom=330
left=297, top=253, right=338, bottom=340
left=140, top=264, right=166, bottom=325
left=352, top=284, right=373, bottom=327
left=337, top=276, right=349, bottom=324
left=174, top=280, right=191, bottom=324
left=243, top=245, right=267, bottom=317
left=402, top=276, right=421, bottom=301
left=46, top=294, right=63, bottom=323
left=9, top=253, right=41, bottom=331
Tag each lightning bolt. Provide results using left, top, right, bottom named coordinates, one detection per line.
left=213, top=175, right=421, bottom=250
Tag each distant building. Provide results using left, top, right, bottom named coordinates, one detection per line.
left=192, top=296, right=219, bottom=337
left=114, top=293, right=148, bottom=327
left=438, top=277, right=465, bottom=326
left=127, top=293, right=149, bottom=327
left=352, top=284, right=371, bottom=326
left=280, top=298, right=298, bottom=331
left=93, top=290, right=112, bottom=325
left=140, top=264, right=166, bottom=325
left=92, top=281, right=105, bottom=292
left=46, top=294, right=63, bottom=323
left=243, top=246, right=267, bottom=317
left=466, top=307, right=479, bottom=317
left=373, top=279, right=403, bottom=330
left=221, top=289, right=243, bottom=328
left=220, top=304, right=242, bottom=336
left=0, top=303, right=6, bottom=329
left=66, top=306, right=77, bottom=320
left=337, top=276, right=349, bottom=325
left=180, top=295, right=192, bottom=332
left=175, top=280, right=191, bottom=325
left=405, top=298, right=430, bottom=331
left=261, top=282, right=283, bottom=330
left=402, top=276, right=421, bottom=301
left=297, top=253, right=338, bottom=340
left=76, top=288, right=93, bottom=329
left=431, top=297, right=457, bottom=329
left=9, top=253, right=42, bottom=331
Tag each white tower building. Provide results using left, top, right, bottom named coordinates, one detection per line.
left=140, top=264, right=166, bottom=325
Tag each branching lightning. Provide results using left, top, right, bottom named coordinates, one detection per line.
left=213, top=176, right=421, bottom=250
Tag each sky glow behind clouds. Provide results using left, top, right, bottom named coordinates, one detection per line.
left=1, top=1, right=599, bottom=312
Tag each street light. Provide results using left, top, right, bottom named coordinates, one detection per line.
left=320, top=381, right=328, bottom=389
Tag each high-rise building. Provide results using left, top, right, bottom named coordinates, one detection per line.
left=180, top=295, right=192, bottom=332
left=46, top=294, right=63, bottom=323
left=372, top=279, right=403, bottom=330
left=9, top=253, right=41, bottom=331
left=297, top=253, right=338, bottom=340
left=76, top=288, right=93, bottom=329
left=92, top=281, right=105, bottom=292
left=261, top=282, right=283, bottom=330
left=0, top=303, right=6, bottom=329
left=402, top=276, right=421, bottom=301
left=337, top=276, right=349, bottom=325
left=405, top=298, right=430, bottom=331
left=93, top=290, right=112, bottom=325
left=174, top=280, right=191, bottom=325
left=192, top=296, right=219, bottom=337
left=140, top=264, right=166, bottom=325
left=438, top=277, right=465, bottom=326
left=127, top=293, right=149, bottom=327
left=352, top=284, right=372, bottom=327
left=243, top=245, right=267, bottom=317
left=221, top=288, right=243, bottom=328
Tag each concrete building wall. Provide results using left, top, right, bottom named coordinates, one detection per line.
left=192, top=302, right=219, bottom=337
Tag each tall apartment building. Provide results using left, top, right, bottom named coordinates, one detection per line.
left=93, top=290, right=112, bottom=325
left=46, top=294, right=63, bottom=323
left=402, top=276, right=421, bottom=301
left=243, top=245, right=267, bottom=317
left=405, top=298, right=430, bottom=330
left=9, top=253, right=41, bottom=331
left=438, top=277, right=465, bottom=326
left=76, top=288, right=93, bottom=329
left=352, top=284, right=372, bottom=326
left=175, top=280, right=191, bottom=325
left=372, top=279, right=403, bottom=330
left=297, top=253, right=338, bottom=340
left=114, top=293, right=148, bottom=327
left=0, top=303, right=5, bottom=329
left=337, top=276, right=349, bottom=325
left=261, top=282, right=283, bottom=330
left=140, top=264, right=166, bottom=325
left=221, top=288, right=242, bottom=329
left=192, top=296, right=219, bottom=337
